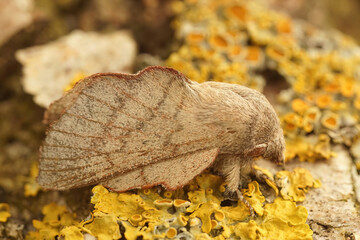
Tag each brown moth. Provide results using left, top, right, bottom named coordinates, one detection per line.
left=38, top=66, right=285, bottom=196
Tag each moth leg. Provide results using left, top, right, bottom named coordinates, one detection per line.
left=238, top=160, right=253, bottom=189
left=249, top=167, right=280, bottom=196
left=251, top=167, right=274, bottom=185
left=236, top=189, right=254, bottom=217
left=213, top=154, right=240, bottom=192
left=214, top=155, right=255, bottom=217
left=222, top=184, right=255, bottom=217
left=238, top=161, right=255, bottom=217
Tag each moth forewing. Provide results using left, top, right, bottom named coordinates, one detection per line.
left=38, top=67, right=227, bottom=191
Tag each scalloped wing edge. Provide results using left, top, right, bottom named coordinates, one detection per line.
left=43, top=66, right=190, bottom=125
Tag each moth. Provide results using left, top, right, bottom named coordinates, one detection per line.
left=38, top=66, right=285, bottom=198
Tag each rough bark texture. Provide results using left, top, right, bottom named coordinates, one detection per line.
left=258, top=145, right=360, bottom=239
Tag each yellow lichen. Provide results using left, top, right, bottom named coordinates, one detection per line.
left=163, top=191, right=173, bottom=198
left=321, top=111, right=340, bottom=130
left=304, top=107, right=321, bottom=123
left=354, top=95, right=360, bottom=110
left=276, top=168, right=321, bottom=202
left=260, top=198, right=313, bottom=240
left=227, top=5, right=247, bottom=21
left=222, top=201, right=250, bottom=224
left=187, top=189, right=209, bottom=212
left=356, top=160, right=360, bottom=171
left=284, top=137, right=311, bottom=162
left=26, top=203, right=79, bottom=240
left=214, top=210, right=225, bottom=221
left=129, top=214, right=142, bottom=226
left=233, top=220, right=260, bottom=239
left=91, top=185, right=163, bottom=225
left=340, top=79, right=355, bottom=97
left=245, top=46, right=263, bottom=66
left=292, top=98, right=310, bottom=115
left=313, top=134, right=336, bottom=159
left=0, top=203, right=11, bottom=223
left=266, top=45, right=289, bottom=62
left=259, top=217, right=312, bottom=240
left=285, top=135, right=335, bottom=162
left=263, top=198, right=308, bottom=225
left=232, top=198, right=313, bottom=240
left=242, top=181, right=265, bottom=216
left=60, top=226, right=83, bottom=240
left=253, top=165, right=279, bottom=196
left=82, top=213, right=121, bottom=239
left=169, top=0, right=360, bottom=164
left=276, top=18, right=292, bottom=34
left=64, top=72, right=86, bottom=92
left=24, top=161, right=41, bottom=197
left=190, top=202, right=220, bottom=233
left=316, top=94, right=332, bottom=108
left=166, top=227, right=177, bottom=238
left=281, top=112, right=302, bottom=132
left=302, top=107, right=321, bottom=133
left=195, top=174, right=224, bottom=200
left=121, top=221, right=155, bottom=240
left=26, top=172, right=319, bottom=239
left=210, top=35, right=228, bottom=48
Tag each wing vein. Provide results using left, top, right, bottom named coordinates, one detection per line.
left=51, top=165, right=115, bottom=186
left=41, top=153, right=104, bottom=161
left=42, top=143, right=100, bottom=152
left=46, top=146, right=215, bottom=187
left=41, top=135, right=215, bottom=161
left=104, top=77, right=178, bottom=123
left=80, top=92, right=154, bottom=124
left=104, top=78, right=156, bottom=112
left=64, top=112, right=145, bottom=134
left=49, top=128, right=103, bottom=139
left=40, top=159, right=105, bottom=172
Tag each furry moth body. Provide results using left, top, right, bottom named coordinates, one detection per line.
left=38, top=66, right=285, bottom=194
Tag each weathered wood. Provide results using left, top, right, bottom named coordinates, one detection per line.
left=258, top=145, right=360, bottom=239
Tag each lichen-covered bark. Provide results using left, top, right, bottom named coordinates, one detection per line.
left=257, top=146, right=360, bottom=239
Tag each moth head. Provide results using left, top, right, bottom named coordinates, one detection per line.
left=263, top=133, right=285, bottom=166
left=246, top=132, right=285, bottom=166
